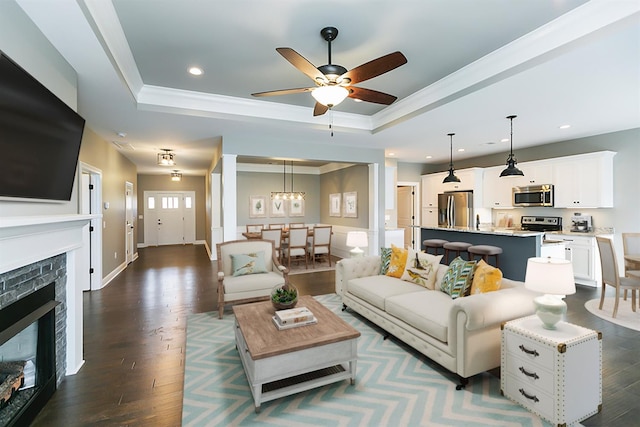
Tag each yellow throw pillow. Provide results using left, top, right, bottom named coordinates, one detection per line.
left=386, top=244, right=408, bottom=278
left=401, top=248, right=443, bottom=289
left=469, top=259, right=502, bottom=295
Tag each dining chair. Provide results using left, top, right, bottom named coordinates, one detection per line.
left=269, top=223, right=285, bottom=230
left=261, top=228, right=283, bottom=263
left=288, top=222, right=305, bottom=228
left=595, top=236, right=640, bottom=318
left=283, top=227, right=308, bottom=269
left=307, top=225, right=332, bottom=268
left=246, top=224, right=264, bottom=233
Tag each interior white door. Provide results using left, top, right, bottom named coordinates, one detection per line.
left=397, top=186, right=415, bottom=249
left=125, top=182, right=135, bottom=264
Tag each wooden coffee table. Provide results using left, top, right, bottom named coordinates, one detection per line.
left=233, top=295, right=360, bottom=412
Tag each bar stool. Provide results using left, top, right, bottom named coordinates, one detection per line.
left=423, top=239, right=449, bottom=256
left=443, top=241, right=472, bottom=264
left=468, top=245, right=503, bottom=268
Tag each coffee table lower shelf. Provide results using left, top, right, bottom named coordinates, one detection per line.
left=235, top=319, right=358, bottom=412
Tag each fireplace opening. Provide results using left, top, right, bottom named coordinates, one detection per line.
left=0, top=282, right=59, bottom=427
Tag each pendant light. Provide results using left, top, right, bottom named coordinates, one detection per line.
left=500, top=115, right=524, bottom=177
left=271, top=161, right=305, bottom=200
left=442, top=133, right=460, bottom=184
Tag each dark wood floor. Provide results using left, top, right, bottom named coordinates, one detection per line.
left=31, top=245, right=638, bottom=426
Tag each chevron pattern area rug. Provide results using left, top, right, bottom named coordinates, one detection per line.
left=182, top=294, right=553, bottom=426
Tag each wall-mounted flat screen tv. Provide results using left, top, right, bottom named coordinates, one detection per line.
left=0, top=50, right=85, bottom=202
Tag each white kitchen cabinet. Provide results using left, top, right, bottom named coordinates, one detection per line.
left=421, top=207, right=438, bottom=227
left=552, top=151, right=615, bottom=208
left=385, top=166, right=396, bottom=210
left=501, top=316, right=602, bottom=426
left=421, top=173, right=445, bottom=209
left=483, top=165, right=514, bottom=208
left=554, top=233, right=608, bottom=287
left=518, top=161, right=553, bottom=186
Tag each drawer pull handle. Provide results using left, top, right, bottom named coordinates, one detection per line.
left=518, top=344, right=539, bottom=357
left=519, top=367, right=539, bottom=380
left=519, top=388, right=539, bottom=403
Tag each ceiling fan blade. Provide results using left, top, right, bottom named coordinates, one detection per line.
left=251, top=87, right=314, bottom=97
left=276, top=47, right=328, bottom=83
left=340, top=51, right=407, bottom=85
left=348, top=86, right=398, bottom=105
left=313, top=103, right=329, bottom=116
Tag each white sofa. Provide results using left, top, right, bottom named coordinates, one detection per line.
left=335, top=255, right=537, bottom=387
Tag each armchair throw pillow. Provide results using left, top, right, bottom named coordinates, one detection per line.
left=231, top=251, right=268, bottom=277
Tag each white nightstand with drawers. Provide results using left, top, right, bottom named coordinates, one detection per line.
left=501, top=316, right=602, bottom=426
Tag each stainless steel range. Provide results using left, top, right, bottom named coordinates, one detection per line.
left=521, top=216, right=565, bottom=259
left=520, top=216, right=563, bottom=233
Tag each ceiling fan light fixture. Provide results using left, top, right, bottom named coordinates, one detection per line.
left=500, top=115, right=524, bottom=178
left=311, top=85, right=349, bottom=107
left=442, top=133, right=461, bottom=184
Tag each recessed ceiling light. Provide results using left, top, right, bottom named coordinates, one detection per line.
left=425, top=155, right=432, bottom=159
left=457, top=148, right=465, bottom=152
left=188, top=66, right=203, bottom=76
left=500, top=138, right=509, bottom=143
left=559, top=124, right=571, bottom=129
left=388, top=152, right=395, bottom=156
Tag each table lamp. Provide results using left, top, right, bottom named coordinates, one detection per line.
left=346, top=231, right=368, bottom=257
left=524, top=257, right=576, bottom=330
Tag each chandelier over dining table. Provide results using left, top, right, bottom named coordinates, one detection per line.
left=271, top=160, right=305, bottom=200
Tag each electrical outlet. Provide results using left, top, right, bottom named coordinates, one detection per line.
left=114, top=252, right=117, bottom=259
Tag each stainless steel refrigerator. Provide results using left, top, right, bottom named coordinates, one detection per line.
left=438, top=191, right=473, bottom=228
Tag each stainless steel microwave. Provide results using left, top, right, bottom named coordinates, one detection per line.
left=513, top=184, right=554, bottom=207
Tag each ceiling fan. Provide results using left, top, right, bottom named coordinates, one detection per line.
left=251, top=26, right=407, bottom=116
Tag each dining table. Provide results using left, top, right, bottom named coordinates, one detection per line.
left=242, top=229, right=315, bottom=240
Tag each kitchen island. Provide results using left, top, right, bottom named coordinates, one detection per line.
left=421, top=226, right=545, bottom=281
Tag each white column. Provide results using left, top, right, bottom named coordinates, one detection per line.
left=368, top=163, right=380, bottom=255
left=221, top=154, right=237, bottom=242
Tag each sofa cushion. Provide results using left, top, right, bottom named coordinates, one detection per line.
left=469, top=260, right=503, bottom=295
left=386, top=244, right=408, bottom=278
left=380, top=247, right=392, bottom=275
left=401, top=248, right=443, bottom=289
left=439, top=257, right=477, bottom=299
left=231, top=251, right=268, bottom=276
left=385, top=291, right=453, bottom=343
left=224, top=271, right=283, bottom=295
left=347, top=275, right=423, bottom=310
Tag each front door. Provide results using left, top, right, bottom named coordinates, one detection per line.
left=144, top=191, right=196, bottom=246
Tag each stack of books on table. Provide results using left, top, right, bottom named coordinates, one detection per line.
left=272, top=307, right=317, bottom=330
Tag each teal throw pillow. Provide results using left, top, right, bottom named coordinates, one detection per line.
left=380, top=247, right=392, bottom=275
left=231, top=251, right=268, bottom=277
left=439, top=257, right=477, bottom=299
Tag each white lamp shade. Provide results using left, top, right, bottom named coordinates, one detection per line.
left=311, top=86, right=349, bottom=107
left=524, top=257, right=576, bottom=295
left=346, top=231, right=368, bottom=248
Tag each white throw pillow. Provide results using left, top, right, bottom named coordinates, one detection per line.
left=400, top=248, right=443, bottom=289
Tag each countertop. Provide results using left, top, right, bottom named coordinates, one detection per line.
left=421, top=226, right=543, bottom=238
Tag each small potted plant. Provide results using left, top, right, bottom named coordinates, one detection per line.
left=271, top=282, right=298, bottom=310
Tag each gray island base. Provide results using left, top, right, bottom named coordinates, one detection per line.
left=420, top=227, right=544, bottom=281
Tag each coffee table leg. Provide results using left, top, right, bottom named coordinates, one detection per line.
left=253, top=383, right=262, bottom=413
left=350, top=360, right=357, bottom=385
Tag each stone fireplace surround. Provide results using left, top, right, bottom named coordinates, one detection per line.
left=0, top=214, right=95, bottom=379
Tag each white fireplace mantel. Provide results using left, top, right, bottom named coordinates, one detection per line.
left=0, top=214, right=98, bottom=375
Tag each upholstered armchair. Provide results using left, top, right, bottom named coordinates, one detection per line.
left=216, top=239, right=289, bottom=319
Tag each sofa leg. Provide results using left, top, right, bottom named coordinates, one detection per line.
left=383, top=332, right=390, bottom=340
left=456, top=377, right=469, bottom=390
left=341, top=303, right=347, bottom=311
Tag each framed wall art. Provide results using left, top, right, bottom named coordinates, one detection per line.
left=289, top=199, right=305, bottom=217
left=249, top=195, right=267, bottom=218
left=270, top=198, right=287, bottom=217
left=343, top=191, right=358, bottom=218
left=329, top=193, right=341, bottom=217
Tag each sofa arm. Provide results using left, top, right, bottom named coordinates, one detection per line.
left=450, top=286, right=537, bottom=331
left=335, top=256, right=382, bottom=295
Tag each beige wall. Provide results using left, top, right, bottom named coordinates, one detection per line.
left=320, top=164, right=369, bottom=228
left=136, top=174, right=207, bottom=244
left=79, top=128, right=137, bottom=276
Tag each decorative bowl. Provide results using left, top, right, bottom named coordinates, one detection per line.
left=271, top=283, right=298, bottom=310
